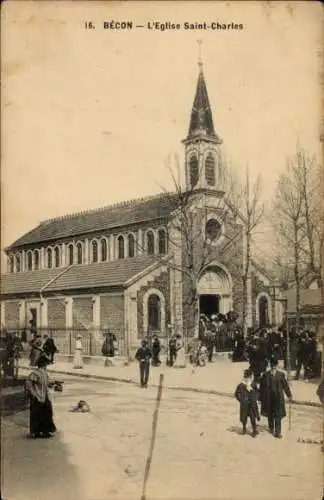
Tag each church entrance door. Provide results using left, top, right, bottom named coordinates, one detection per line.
left=199, top=294, right=219, bottom=317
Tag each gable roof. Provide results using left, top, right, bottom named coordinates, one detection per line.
left=7, top=193, right=180, bottom=250
left=1, top=255, right=165, bottom=297
left=283, top=287, right=323, bottom=314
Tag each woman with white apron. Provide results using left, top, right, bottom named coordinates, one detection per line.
left=73, top=334, right=84, bottom=369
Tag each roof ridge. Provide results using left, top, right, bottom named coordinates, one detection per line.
left=39, top=192, right=174, bottom=226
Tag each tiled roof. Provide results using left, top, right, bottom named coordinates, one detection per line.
left=1, top=268, right=63, bottom=295
left=1, top=256, right=163, bottom=296
left=283, top=288, right=323, bottom=314
left=7, top=193, right=180, bottom=249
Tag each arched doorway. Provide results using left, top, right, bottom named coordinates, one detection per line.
left=258, top=295, right=269, bottom=326
left=198, top=264, right=232, bottom=318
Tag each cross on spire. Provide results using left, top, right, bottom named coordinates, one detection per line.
left=197, top=39, right=203, bottom=68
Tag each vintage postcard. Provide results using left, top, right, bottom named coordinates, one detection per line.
left=1, top=1, right=323, bottom=500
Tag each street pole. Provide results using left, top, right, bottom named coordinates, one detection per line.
left=285, top=299, right=291, bottom=381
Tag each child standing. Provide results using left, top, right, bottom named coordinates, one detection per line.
left=234, top=369, right=260, bottom=437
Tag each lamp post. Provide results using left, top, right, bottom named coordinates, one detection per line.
left=271, top=286, right=290, bottom=381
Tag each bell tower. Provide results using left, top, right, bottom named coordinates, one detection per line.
left=182, top=44, right=223, bottom=192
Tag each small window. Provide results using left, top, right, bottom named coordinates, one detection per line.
left=34, top=250, right=40, bottom=270
left=128, top=234, right=135, bottom=258
left=27, top=252, right=33, bottom=271
left=148, top=294, right=161, bottom=330
left=47, top=248, right=53, bottom=269
left=54, top=247, right=60, bottom=268
left=77, top=243, right=83, bottom=264
left=205, top=219, right=222, bottom=242
left=118, top=236, right=125, bottom=259
left=101, top=239, right=108, bottom=262
left=92, top=240, right=98, bottom=263
left=190, top=155, right=199, bottom=188
left=147, top=231, right=155, bottom=255
left=68, top=244, right=74, bottom=265
left=158, top=229, right=167, bottom=254
left=205, top=153, right=215, bottom=186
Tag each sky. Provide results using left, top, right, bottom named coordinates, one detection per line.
left=2, top=1, right=322, bottom=265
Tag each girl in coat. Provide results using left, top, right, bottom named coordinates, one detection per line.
left=73, top=334, right=84, bottom=369
left=234, top=369, right=260, bottom=437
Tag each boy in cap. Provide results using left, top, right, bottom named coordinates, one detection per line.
left=234, top=369, right=260, bottom=437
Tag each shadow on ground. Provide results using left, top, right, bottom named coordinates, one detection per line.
left=1, top=413, right=81, bottom=500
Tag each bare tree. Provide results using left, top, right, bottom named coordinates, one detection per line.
left=272, top=155, right=305, bottom=334
left=240, top=168, right=264, bottom=334
left=152, top=154, right=264, bottom=340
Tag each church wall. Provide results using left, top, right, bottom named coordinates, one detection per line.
left=4, top=300, right=20, bottom=329
left=136, top=270, right=170, bottom=338
left=72, top=297, right=93, bottom=329
left=100, top=294, right=124, bottom=339
left=47, top=298, right=66, bottom=329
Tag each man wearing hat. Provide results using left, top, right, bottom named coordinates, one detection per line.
left=135, top=339, right=152, bottom=388
left=259, top=358, right=292, bottom=438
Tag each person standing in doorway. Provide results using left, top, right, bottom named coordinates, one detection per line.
left=73, top=334, right=84, bottom=369
left=168, top=335, right=177, bottom=367
left=259, top=358, right=292, bottom=438
left=135, top=339, right=152, bottom=388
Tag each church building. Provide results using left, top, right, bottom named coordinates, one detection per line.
left=1, top=61, right=282, bottom=356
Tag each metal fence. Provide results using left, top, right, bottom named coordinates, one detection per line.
left=4, top=328, right=127, bottom=357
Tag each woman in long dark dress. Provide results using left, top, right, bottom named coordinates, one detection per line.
left=25, top=354, right=56, bottom=438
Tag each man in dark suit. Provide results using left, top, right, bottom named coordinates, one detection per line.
left=259, top=358, right=292, bottom=438
left=135, top=339, right=152, bottom=388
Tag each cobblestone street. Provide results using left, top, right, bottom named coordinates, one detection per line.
left=2, top=376, right=323, bottom=500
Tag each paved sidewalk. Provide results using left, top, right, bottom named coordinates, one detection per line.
left=18, top=356, right=322, bottom=407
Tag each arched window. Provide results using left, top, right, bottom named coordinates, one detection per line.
left=205, top=153, right=215, bottom=186
left=158, top=229, right=167, bottom=255
left=47, top=248, right=53, bottom=269
left=148, top=294, right=161, bottom=331
left=117, top=236, right=125, bottom=259
left=205, top=219, right=222, bottom=242
left=189, top=155, right=199, bottom=188
left=8, top=256, right=14, bottom=273
left=16, top=254, right=21, bottom=272
left=128, top=234, right=135, bottom=258
left=68, top=244, right=74, bottom=265
left=34, top=250, right=40, bottom=270
left=54, top=247, right=60, bottom=268
left=259, top=296, right=269, bottom=326
left=101, top=239, right=107, bottom=262
left=146, top=231, right=155, bottom=255
left=27, top=251, right=33, bottom=271
left=91, top=240, right=98, bottom=263
left=77, top=242, right=83, bottom=264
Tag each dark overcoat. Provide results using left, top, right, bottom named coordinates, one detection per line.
left=234, top=382, right=260, bottom=423
left=259, top=370, right=292, bottom=419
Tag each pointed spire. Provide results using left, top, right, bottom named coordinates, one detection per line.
left=185, top=45, right=221, bottom=143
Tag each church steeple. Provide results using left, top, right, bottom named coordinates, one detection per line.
left=183, top=49, right=223, bottom=192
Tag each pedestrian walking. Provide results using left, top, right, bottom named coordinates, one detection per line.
left=259, top=358, right=292, bottom=438
left=151, top=335, right=161, bottom=366
left=25, top=354, right=57, bottom=439
left=173, top=335, right=186, bottom=368
left=101, top=330, right=117, bottom=358
left=73, top=334, right=84, bottom=369
left=42, top=334, right=58, bottom=363
left=168, top=335, right=177, bottom=367
left=234, top=369, right=260, bottom=437
left=295, top=332, right=309, bottom=380
left=135, top=339, right=152, bottom=388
